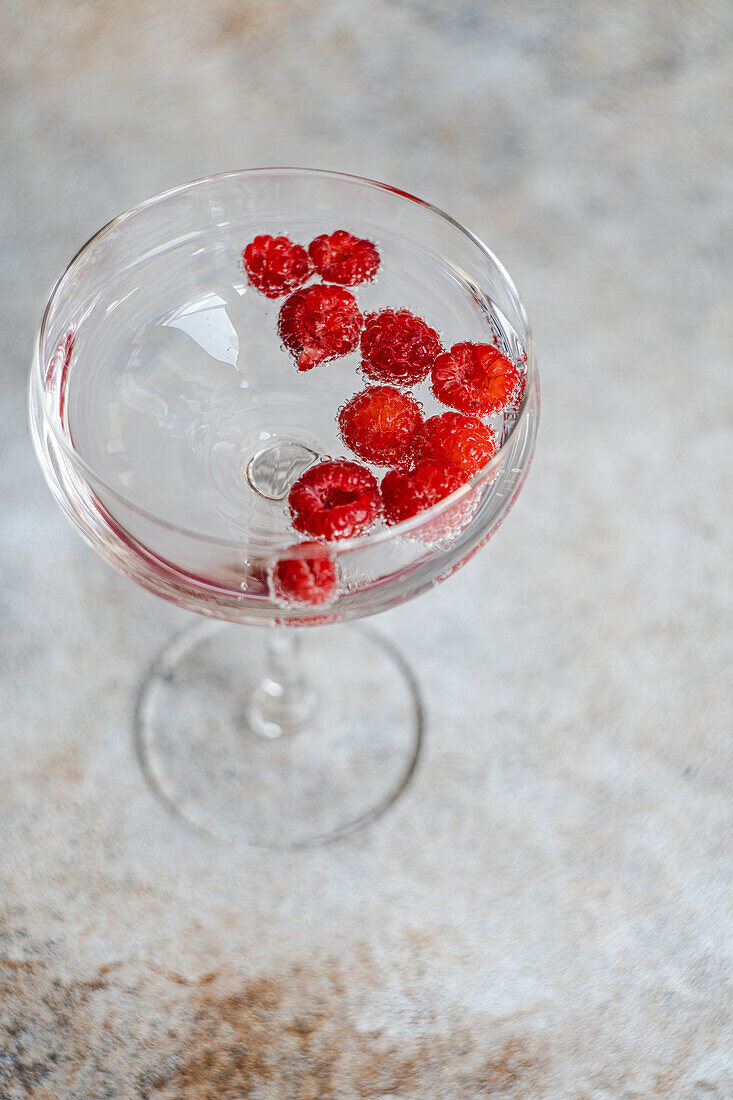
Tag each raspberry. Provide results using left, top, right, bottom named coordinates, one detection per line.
left=360, top=309, right=442, bottom=387
left=381, top=460, right=465, bottom=527
left=413, top=412, right=497, bottom=480
left=432, top=342, right=522, bottom=416
left=288, top=459, right=381, bottom=541
left=270, top=543, right=339, bottom=606
left=338, top=385, right=424, bottom=467
left=243, top=234, right=311, bottom=299
left=278, top=284, right=362, bottom=372
left=308, top=230, right=380, bottom=286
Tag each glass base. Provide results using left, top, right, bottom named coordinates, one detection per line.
left=134, top=621, right=424, bottom=849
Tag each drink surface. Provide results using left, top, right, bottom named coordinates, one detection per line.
left=66, top=219, right=524, bottom=557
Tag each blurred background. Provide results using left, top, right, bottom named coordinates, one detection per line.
left=2, top=2, right=732, bottom=1096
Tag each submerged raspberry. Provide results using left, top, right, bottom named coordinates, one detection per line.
left=243, top=234, right=311, bottom=299
left=338, top=385, right=424, bottom=466
left=432, top=342, right=522, bottom=416
left=381, top=460, right=465, bottom=527
left=308, top=230, right=380, bottom=286
left=278, top=284, right=363, bottom=371
left=413, top=412, right=497, bottom=480
left=288, top=459, right=381, bottom=541
left=360, top=309, right=442, bottom=387
left=270, top=543, right=339, bottom=606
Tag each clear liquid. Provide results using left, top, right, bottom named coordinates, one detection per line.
left=67, top=220, right=525, bottom=558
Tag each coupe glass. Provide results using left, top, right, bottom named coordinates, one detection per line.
left=29, top=169, right=539, bottom=848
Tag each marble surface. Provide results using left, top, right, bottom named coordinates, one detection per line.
left=2, top=1, right=732, bottom=1096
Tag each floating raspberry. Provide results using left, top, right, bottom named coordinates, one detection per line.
left=432, top=342, right=522, bottom=416
left=278, top=284, right=362, bottom=372
left=308, top=230, right=380, bottom=286
left=413, top=412, right=497, bottom=481
left=270, top=543, right=339, bottom=606
left=360, top=309, right=442, bottom=387
left=288, top=459, right=381, bottom=541
left=242, top=234, right=311, bottom=299
left=381, top=460, right=465, bottom=527
left=338, top=385, right=424, bottom=467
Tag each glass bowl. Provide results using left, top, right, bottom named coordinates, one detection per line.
left=29, top=168, right=539, bottom=848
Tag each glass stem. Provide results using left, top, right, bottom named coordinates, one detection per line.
left=246, top=628, right=318, bottom=739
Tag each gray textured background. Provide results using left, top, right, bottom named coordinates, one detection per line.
left=2, top=2, right=732, bottom=1096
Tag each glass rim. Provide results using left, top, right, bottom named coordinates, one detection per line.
left=33, top=166, right=537, bottom=555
